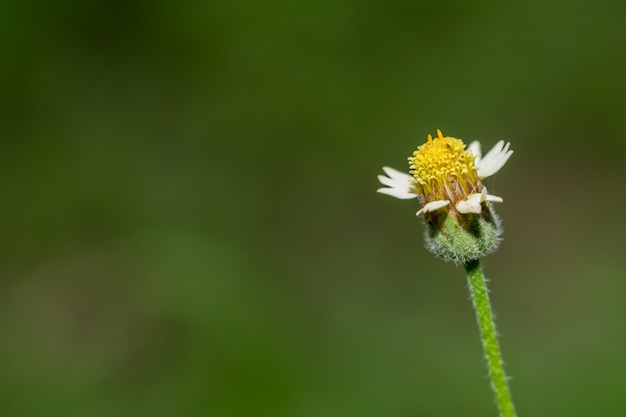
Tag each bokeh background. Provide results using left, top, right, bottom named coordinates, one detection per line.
left=2, top=1, right=626, bottom=416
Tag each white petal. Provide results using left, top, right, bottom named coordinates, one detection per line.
left=377, top=187, right=418, bottom=199
left=486, top=194, right=503, bottom=203
left=416, top=200, right=450, bottom=216
left=481, top=140, right=506, bottom=163
left=476, top=141, right=513, bottom=178
left=456, top=192, right=484, bottom=214
left=377, top=166, right=417, bottom=199
left=382, top=166, right=413, bottom=182
left=377, top=174, right=409, bottom=189
left=479, top=187, right=487, bottom=202
left=456, top=201, right=481, bottom=214
left=467, top=141, right=482, bottom=162
left=478, top=150, right=513, bottom=178
left=481, top=141, right=510, bottom=169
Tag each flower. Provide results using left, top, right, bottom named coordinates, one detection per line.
left=377, top=130, right=512, bottom=217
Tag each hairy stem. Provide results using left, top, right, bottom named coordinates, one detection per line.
left=464, top=259, right=517, bottom=417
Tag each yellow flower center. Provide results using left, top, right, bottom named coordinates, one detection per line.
left=409, top=130, right=481, bottom=203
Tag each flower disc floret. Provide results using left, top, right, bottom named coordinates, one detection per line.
left=409, top=130, right=480, bottom=205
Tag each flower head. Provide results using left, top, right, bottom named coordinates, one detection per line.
left=377, top=130, right=513, bottom=263
left=378, top=129, right=512, bottom=217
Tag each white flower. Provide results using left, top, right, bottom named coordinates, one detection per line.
left=377, top=131, right=512, bottom=216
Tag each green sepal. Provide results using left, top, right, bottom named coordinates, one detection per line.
left=424, top=204, right=502, bottom=264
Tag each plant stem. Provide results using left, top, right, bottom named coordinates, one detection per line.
left=464, top=259, right=517, bottom=417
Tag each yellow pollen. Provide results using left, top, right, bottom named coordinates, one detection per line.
left=409, top=130, right=480, bottom=203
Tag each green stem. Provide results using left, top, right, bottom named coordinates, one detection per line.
left=464, top=259, right=517, bottom=417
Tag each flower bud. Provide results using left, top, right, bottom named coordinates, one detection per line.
left=377, top=129, right=512, bottom=263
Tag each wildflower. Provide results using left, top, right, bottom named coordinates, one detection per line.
left=377, top=130, right=518, bottom=416
left=377, top=130, right=513, bottom=263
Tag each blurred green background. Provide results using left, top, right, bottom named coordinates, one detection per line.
left=2, top=1, right=626, bottom=416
